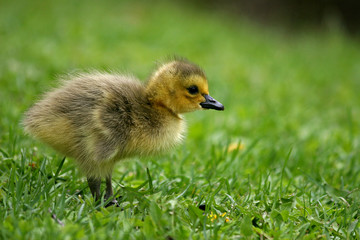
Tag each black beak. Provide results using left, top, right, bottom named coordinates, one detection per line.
left=200, top=94, right=224, bottom=111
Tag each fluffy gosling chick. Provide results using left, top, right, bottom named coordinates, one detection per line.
left=23, top=59, right=224, bottom=205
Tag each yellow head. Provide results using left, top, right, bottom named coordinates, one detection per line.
left=146, top=60, right=224, bottom=114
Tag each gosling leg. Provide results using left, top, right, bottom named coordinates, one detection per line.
left=87, top=177, right=101, bottom=203
left=105, top=175, right=113, bottom=199
left=105, top=174, right=119, bottom=207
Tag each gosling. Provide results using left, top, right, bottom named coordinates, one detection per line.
left=23, top=59, right=224, bottom=206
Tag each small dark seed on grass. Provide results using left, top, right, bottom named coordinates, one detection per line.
left=252, top=217, right=260, bottom=227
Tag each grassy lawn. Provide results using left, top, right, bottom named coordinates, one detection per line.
left=1, top=0, right=360, bottom=239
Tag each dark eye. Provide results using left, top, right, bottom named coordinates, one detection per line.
left=187, top=85, right=199, bottom=95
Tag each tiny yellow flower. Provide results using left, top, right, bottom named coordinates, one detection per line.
left=220, top=212, right=226, bottom=217
left=225, top=217, right=230, bottom=223
left=208, top=212, right=219, bottom=222
left=227, top=142, right=244, bottom=152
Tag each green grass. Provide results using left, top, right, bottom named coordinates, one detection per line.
left=1, top=0, right=360, bottom=239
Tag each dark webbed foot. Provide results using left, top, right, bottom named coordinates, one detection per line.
left=105, top=198, right=120, bottom=207
left=87, top=175, right=121, bottom=207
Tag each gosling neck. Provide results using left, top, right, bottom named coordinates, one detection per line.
left=146, top=89, right=181, bottom=120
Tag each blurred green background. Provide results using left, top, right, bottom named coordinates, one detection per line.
left=1, top=0, right=360, bottom=238
left=1, top=0, right=359, bottom=145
